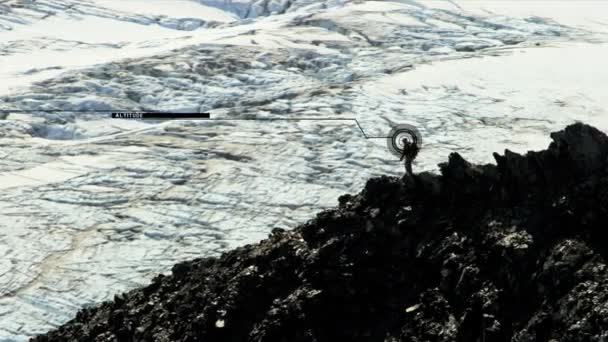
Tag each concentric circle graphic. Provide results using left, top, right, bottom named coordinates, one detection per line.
left=386, top=124, right=423, bottom=157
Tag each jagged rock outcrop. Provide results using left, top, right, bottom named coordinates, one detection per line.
left=33, top=123, right=608, bottom=342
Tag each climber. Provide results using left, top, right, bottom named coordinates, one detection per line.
left=400, top=136, right=419, bottom=177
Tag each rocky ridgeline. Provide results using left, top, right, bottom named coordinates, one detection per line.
left=33, top=123, right=608, bottom=341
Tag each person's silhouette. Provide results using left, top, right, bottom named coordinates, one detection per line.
left=399, top=137, right=419, bottom=177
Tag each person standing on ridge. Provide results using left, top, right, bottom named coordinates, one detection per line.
left=400, top=136, right=419, bottom=177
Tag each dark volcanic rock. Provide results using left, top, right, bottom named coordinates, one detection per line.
left=33, top=123, right=608, bottom=342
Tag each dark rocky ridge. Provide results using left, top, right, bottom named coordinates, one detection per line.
left=33, top=123, right=608, bottom=342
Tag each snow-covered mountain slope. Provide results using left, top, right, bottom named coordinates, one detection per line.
left=0, top=1, right=607, bottom=340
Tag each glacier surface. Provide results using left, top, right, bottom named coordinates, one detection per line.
left=0, top=0, right=607, bottom=340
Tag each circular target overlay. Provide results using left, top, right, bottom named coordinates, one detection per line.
left=386, top=124, right=423, bottom=158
